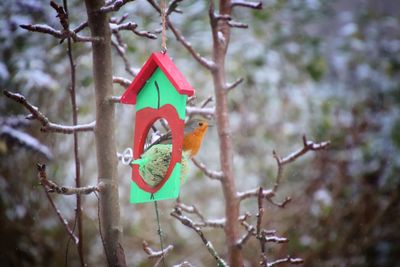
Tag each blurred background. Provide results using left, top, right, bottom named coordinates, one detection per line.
left=1, top=0, right=399, bottom=266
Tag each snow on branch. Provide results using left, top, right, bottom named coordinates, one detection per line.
left=231, top=0, right=263, bottom=9
left=142, top=240, right=173, bottom=266
left=99, top=0, right=134, bottom=13
left=37, top=163, right=101, bottom=195
left=171, top=207, right=228, bottom=267
left=113, top=76, right=131, bottom=88
left=19, top=24, right=100, bottom=42
left=237, top=187, right=274, bottom=201
left=225, top=77, right=244, bottom=91
left=110, top=22, right=157, bottom=39
left=3, top=90, right=95, bottom=134
left=175, top=202, right=225, bottom=228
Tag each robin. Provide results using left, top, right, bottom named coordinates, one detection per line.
left=131, top=118, right=209, bottom=187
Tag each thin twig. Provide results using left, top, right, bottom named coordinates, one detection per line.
left=192, top=158, right=224, bottom=180
left=227, top=20, right=249, bottom=29
left=111, top=39, right=137, bottom=77
left=113, top=76, right=131, bottom=87
left=186, top=106, right=215, bottom=117
left=225, top=77, right=244, bottom=91
left=3, top=90, right=95, bottom=134
left=111, top=22, right=157, bottom=39
left=273, top=135, right=330, bottom=192
left=94, top=191, right=110, bottom=265
left=267, top=256, right=304, bottom=267
left=61, top=0, right=85, bottom=263
left=99, top=0, right=134, bottom=13
left=37, top=163, right=101, bottom=195
left=237, top=188, right=274, bottom=201
left=175, top=202, right=225, bottom=228
left=171, top=208, right=228, bottom=267
left=36, top=164, right=79, bottom=245
left=142, top=240, right=173, bottom=266
left=19, top=24, right=100, bottom=42
left=231, top=0, right=263, bottom=9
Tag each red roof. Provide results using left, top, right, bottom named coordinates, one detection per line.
left=120, top=52, right=195, bottom=105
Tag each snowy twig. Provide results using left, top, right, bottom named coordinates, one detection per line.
left=227, top=20, right=249, bottom=29
left=167, top=18, right=216, bottom=70
left=225, top=77, right=244, bottom=91
left=231, top=0, right=263, bottom=9
left=175, top=202, right=225, bottom=228
left=19, top=24, right=100, bottom=42
left=171, top=208, right=228, bottom=266
left=142, top=240, right=173, bottom=266
left=273, top=135, right=330, bottom=192
left=3, top=90, right=95, bottom=134
left=267, top=256, right=304, bottom=267
left=186, top=106, right=215, bottom=117
left=237, top=188, right=274, bottom=202
left=36, top=164, right=79, bottom=245
left=99, top=0, right=134, bottom=13
left=111, top=39, right=137, bottom=77
left=37, top=163, right=101, bottom=195
left=113, top=76, right=131, bottom=88
left=111, top=22, right=157, bottom=39
left=192, top=158, right=224, bottom=180
left=108, top=96, right=122, bottom=104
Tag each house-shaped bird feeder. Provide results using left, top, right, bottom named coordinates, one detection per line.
left=120, top=52, right=195, bottom=203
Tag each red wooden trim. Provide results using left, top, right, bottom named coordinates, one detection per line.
left=131, top=104, right=184, bottom=193
left=120, top=52, right=195, bottom=105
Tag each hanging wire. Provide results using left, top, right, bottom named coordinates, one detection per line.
left=154, top=200, right=167, bottom=267
left=160, top=0, right=167, bottom=53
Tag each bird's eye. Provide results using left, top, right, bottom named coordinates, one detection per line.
left=198, top=122, right=204, bottom=126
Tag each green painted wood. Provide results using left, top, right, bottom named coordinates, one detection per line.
left=135, top=68, right=187, bottom=120
left=130, top=162, right=181, bottom=203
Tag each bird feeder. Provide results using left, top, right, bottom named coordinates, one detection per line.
left=120, top=52, right=195, bottom=203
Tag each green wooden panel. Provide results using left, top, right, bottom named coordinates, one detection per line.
left=130, top=163, right=181, bottom=203
left=135, top=68, right=187, bottom=120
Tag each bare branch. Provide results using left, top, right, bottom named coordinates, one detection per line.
left=142, top=240, right=173, bottom=267
left=267, top=256, right=304, bottom=267
left=237, top=188, right=274, bottom=201
left=200, top=96, right=213, bottom=108
left=192, top=158, right=224, bottom=180
left=19, top=24, right=100, bottom=42
left=113, top=76, right=131, bottom=88
left=37, top=163, right=101, bottom=195
left=36, top=164, right=79, bottom=244
left=171, top=208, right=228, bottom=267
left=227, top=20, right=249, bottom=29
left=167, top=18, right=216, bottom=70
left=186, top=106, right=215, bottom=117
left=175, top=202, right=225, bottom=228
left=3, top=90, right=95, bottom=134
left=72, top=21, right=88, bottom=33
left=166, top=0, right=184, bottom=16
left=111, top=39, right=137, bottom=77
left=174, top=261, right=195, bottom=267
left=273, top=135, right=330, bottom=192
left=111, top=22, right=157, bottom=39
left=225, top=77, right=244, bottom=91
left=99, top=0, right=134, bottom=13
left=231, top=0, right=263, bottom=9
left=109, top=96, right=122, bottom=104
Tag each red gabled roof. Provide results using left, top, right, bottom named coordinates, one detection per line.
left=120, top=52, right=195, bottom=105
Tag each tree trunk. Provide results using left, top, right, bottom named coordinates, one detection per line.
left=84, top=1, right=126, bottom=266
left=211, top=0, right=244, bottom=266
